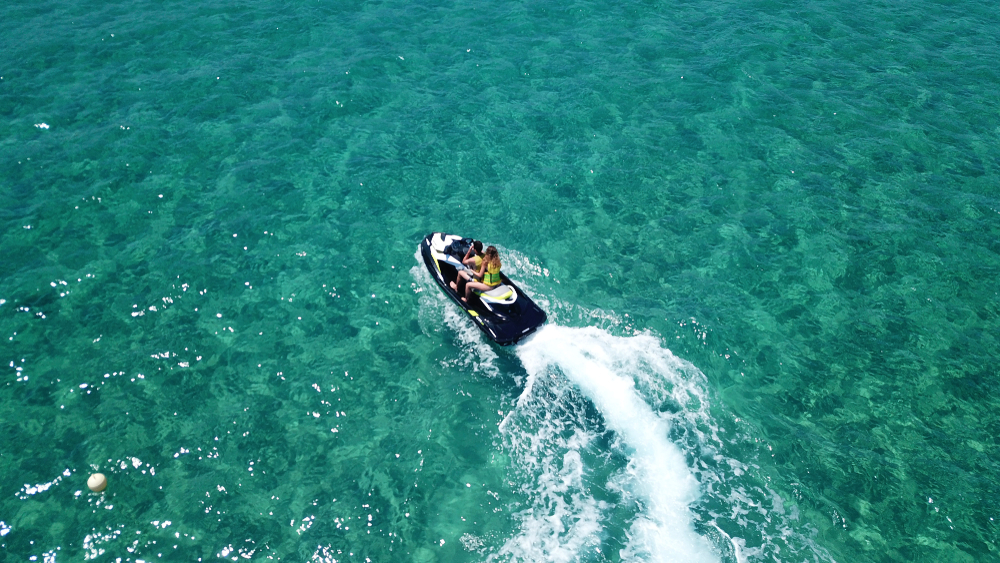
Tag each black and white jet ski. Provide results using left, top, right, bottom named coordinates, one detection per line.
left=420, top=232, right=547, bottom=345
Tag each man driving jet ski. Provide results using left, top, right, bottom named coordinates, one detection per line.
left=446, top=239, right=482, bottom=295
left=462, top=240, right=484, bottom=271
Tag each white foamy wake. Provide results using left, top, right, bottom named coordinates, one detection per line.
left=413, top=248, right=835, bottom=563
left=496, top=325, right=719, bottom=563
left=410, top=255, right=500, bottom=378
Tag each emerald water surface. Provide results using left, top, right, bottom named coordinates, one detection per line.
left=2, top=0, right=999, bottom=561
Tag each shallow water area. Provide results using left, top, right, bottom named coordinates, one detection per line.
left=2, top=0, right=1000, bottom=561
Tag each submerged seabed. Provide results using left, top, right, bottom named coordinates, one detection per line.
left=2, top=0, right=999, bottom=560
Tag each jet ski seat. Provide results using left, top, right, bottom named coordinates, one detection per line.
left=475, top=284, right=517, bottom=310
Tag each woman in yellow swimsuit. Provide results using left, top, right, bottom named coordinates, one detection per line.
left=457, top=246, right=501, bottom=303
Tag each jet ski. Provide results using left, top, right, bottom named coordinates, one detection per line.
left=420, top=232, right=547, bottom=345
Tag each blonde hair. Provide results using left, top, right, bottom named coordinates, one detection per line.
left=483, top=246, right=501, bottom=270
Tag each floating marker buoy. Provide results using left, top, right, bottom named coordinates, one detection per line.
left=87, top=473, right=107, bottom=492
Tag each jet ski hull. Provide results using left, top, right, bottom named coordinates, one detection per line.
left=420, top=233, right=547, bottom=345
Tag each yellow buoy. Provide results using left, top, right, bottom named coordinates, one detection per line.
left=87, top=473, right=107, bottom=492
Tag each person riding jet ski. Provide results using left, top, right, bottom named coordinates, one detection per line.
left=452, top=245, right=503, bottom=303
left=462, top=240, right=484, bottom=271
left=420, top=232, right=545, bottom=345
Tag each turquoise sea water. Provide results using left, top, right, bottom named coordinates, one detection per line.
left=2, top=0, right=999, bottom=560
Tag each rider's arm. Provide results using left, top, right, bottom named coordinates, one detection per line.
left=472, top=260, right=486, bottom=280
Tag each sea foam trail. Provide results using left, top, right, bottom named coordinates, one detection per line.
left=414, top=250, right=833, bottom=562
left=505, top=325, right=719, bottom=563
left=410, top=256, right=501, bottom=377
